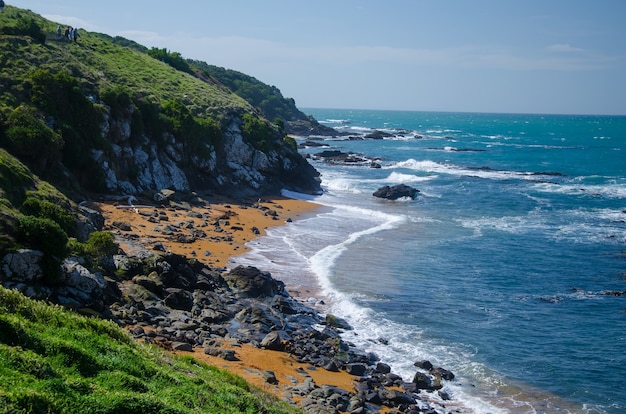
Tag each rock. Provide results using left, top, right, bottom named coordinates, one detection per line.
left=163, top=288, right=194, bottom=311
left=262, top=370, right=278, bottom=384
left=373, top=184, right=420, bottom=200
left=379, top=389, right=415, bottom=406
left=323, top=360, right=340, bottom=372
left=375, top=362, right=391, bottom=374
left=112, top=221, right=132, bottom=231
left=430, top=367, right=455, bottom=381
left=346, top=363, right=367, bottom=376
left=204, top=346, right=238, bottom=361
left=222, top=265, right=285, bottom=297
left=61, top=258, right=107, bottom=294
left=325, top=314, right=353, bottom=330
left=154, top=189, right=176, bottom=203
left=171, top=341, right=193, bottom=352
left=2, top=249, right=45, bottom=283
left=260, top=331, right=284, bottom=351
left=413, top=372, right=443, bottom=391
left=413, top=371, right=437, bottom=391
left=414, top=360, right=434, bottom=370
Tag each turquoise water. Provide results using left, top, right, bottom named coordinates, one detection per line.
left=234, top=109, right=626, bottom=413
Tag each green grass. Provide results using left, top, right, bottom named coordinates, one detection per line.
left=0, top=6, right=251, bottom=121
left=0, top=287, right=302, bottom=414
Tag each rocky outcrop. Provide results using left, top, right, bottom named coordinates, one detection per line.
left=373, top=184, right=420, bottom=200
left=95, top=111, right=321, bottom=199
left=310, top=150, right=382, bottom=168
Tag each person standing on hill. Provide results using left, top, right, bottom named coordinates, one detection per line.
left=72, top=27, right=79, bottom=42
left=56, top=25, right=62, bottom=39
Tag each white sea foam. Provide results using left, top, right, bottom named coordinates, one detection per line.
left=532, top=181, right=626, bottom=199
left=390, top=158, right=530, bottom=181
left=385, top=171, right=435, bottom=184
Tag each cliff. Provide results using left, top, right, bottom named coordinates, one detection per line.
left=0, top=6, right=325, bottom=201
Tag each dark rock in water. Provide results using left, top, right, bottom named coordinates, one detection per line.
left=413, top=371, right=440, bottom=391
left=431, top=367, right=455, bottom=381
left=375, top=362, right=391, bottom=374
left=223, top=265, right=285, bottom=297
left=325, top=314, right=353, bottom=330
left=373, top=184, right=420, bottom=200
left=414, top=360, right=433, bottom=370
left=364, top=130, right=394, bottom=139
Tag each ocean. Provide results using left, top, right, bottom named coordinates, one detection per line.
left=230, top=109, right=626, bottom=413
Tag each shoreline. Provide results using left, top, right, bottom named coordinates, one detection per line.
left=94, top=194, right=322, bottom=268
left=95, top=192, right=459, bottom=413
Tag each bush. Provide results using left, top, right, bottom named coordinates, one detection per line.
left=146, top=47, right=192, bottom=74
left=241, top=113, right=276, bottom=153
left=283, top=135, right=297, bottom=151
left=160, top=99, right=220, bottom=162
left=17, top=215, right=68, bottom=259
left=20, top=197, right=76, bottom=236
left=2, top=105, right=64, bottom=169
left=85, top=231, right=118, bottom=257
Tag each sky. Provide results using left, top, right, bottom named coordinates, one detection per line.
left=8, top=0, right=626, bottom=115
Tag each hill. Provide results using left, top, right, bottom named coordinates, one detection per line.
left=0, top=5, right=327, bottom=200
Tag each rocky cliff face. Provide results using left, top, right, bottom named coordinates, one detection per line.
left=93, top=107, right=321, bottom=199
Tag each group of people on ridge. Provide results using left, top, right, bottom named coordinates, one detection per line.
left=57, top=25, right=79, bottom=42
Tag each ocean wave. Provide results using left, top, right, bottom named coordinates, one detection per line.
left=532, top=182, right=626, bottom=199
left=457, top=208, right=625, bottom=244
left=390, top=159, right=563, bottom=182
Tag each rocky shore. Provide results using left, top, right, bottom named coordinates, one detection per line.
left=1, top=193, right=463, bottom=414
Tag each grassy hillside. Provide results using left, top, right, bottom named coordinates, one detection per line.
left=0, top=286, right=301, bottom=414
left=0, top=6, right=251, bottom=118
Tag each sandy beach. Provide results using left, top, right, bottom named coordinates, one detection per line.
left=92, top=194, right=369, bottom=405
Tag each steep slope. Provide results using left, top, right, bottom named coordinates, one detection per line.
left=0, top=6, right=321, bottom=200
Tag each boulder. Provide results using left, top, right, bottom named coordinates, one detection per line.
left=260, top=331, right=284, bottom=351
left=222, top=265, right=285, bottom=297
left=373, top=184, right=420, bottom=200
left=2, top=249, right=45, bottom=283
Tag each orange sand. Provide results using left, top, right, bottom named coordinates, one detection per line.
left=93, top=196, right=319, bottom=267
left=94, top=195, right=373, bottom=405
left=175, top=341, right=361, bottom=405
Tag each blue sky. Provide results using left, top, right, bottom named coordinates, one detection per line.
left=10, top=0, right=626, bottom=115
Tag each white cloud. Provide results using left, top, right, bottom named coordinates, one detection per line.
left=42, top=14, right=97, bottom=31
left=546, top=44, right=585, bottom=53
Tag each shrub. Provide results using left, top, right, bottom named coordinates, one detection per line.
left=283, top=135, right=297, bottom=151
left=241, top=113, right=276, bottom=153
left=86, top=231, right=118, bottom=257
left=160, top=99, right=220, bottom=162
left=146, top=47, right=192, bottom=74
left=2, top=105, right=64, bottom=169
left=20, top=197, right=76, bottom=236
left=16, top=215, right=68, bottom=259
